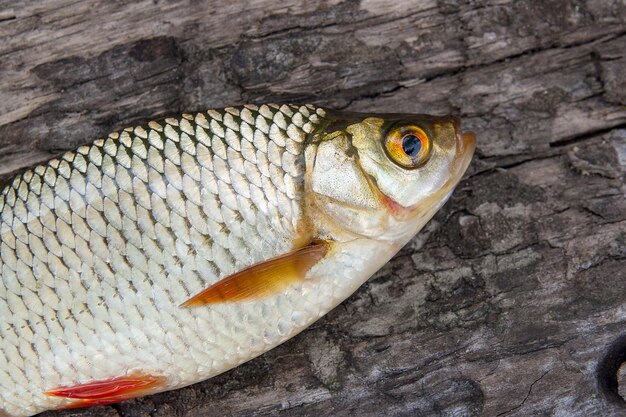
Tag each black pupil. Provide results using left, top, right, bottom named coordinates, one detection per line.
left=402, top=134, right=422, bottom=157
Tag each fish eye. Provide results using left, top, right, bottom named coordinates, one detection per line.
left=384, top=125, right=431, bottom=169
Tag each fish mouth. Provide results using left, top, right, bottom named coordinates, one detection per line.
left=449, top=115, right=477, bottom=164
left=453, top=130, right=477, bottom=186
left=455, top=131, right=477, bottom=175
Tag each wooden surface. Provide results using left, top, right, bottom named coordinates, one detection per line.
left=1, top=0, right=625, bottom=416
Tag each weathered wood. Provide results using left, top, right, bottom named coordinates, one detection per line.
left=0, top=0, right=624, bottom=416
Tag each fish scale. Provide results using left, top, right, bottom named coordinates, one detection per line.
left=0, top=104, right=327, bottom=415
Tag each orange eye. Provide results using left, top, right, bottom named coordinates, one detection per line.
left=384, top=125, right=431, bottom=169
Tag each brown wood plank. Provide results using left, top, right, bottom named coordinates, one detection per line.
left=0, top=0, right=624, bottom=416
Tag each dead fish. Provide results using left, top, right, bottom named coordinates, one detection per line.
left=0, top=104, right=475, bottom=416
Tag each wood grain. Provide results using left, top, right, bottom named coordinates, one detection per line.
left=0, top=0, right=624, bottom=416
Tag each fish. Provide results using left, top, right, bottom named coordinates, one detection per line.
left=0, top=103, right=475, bottom=416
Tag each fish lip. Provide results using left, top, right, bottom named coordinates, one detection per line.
left=459, top=131, right=477, bottom=154
left=451, top=116, right=476, bottom=176
left=455, top=130, right=477, bottom=174
left=448, top=115, right=476, bottom=155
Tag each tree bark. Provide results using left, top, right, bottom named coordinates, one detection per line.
left=0, top=0, right=625, bottom=416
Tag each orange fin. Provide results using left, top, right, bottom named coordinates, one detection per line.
left=182, top=241, right=330, bottom=307
left=45, top=373, right=165, bottom=408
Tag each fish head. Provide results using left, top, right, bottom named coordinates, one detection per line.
left=307, top=111, right=476, bottom=243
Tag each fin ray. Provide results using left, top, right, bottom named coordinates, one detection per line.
left=45, top=373, right=165, bottom=408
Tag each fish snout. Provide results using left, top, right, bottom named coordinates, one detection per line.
left=460, top=131, right=477, bottom=154
left=449, top=115, right=476, bottom=156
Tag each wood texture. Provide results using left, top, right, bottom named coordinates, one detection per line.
left=0, top=0, right=624, bottom=416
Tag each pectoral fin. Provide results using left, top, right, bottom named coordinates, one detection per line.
left=182, top=241, right=330, bottom=307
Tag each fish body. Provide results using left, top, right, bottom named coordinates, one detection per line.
left=0, top=104, right=475, bottom=416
